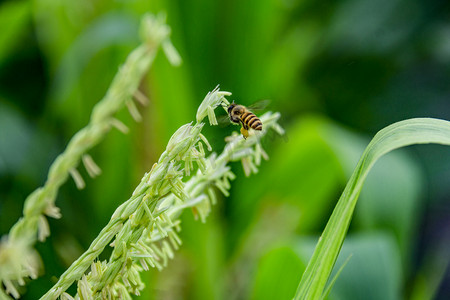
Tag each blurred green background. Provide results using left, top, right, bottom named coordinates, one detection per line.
left=1, top=0, right=450, bottom=299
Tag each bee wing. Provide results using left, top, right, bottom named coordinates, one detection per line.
left=247, top=99, right=271, bottom=112
left=217, top=114, right=232, bottom=127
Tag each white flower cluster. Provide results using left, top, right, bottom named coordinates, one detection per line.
left=41, top=87, right=284, bottom=299
left=196, top=85, right=231, bottom=125
left=0, top=13, right=180, bottom=300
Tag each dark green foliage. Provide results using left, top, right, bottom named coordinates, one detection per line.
left=1, top=0, right=450, bottom=299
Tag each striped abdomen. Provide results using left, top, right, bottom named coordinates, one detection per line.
left=241, top=111, right=262, bottom=131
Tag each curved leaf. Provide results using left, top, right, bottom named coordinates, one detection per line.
left=294, top=118, right=450, bottom=300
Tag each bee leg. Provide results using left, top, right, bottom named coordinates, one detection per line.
left=240, top=127, right=249, bottom=139
left=239, top=120, right=249, bottom=139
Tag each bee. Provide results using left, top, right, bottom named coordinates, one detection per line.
left=227, top=102, right=263, bottom=139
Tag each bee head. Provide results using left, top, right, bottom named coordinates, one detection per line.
left=227, top=101, right=236, bottom=114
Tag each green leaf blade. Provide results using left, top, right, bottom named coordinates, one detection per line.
left=294, top=118, right=450, bottom=300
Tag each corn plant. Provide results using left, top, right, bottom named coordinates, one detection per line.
left=0, top=12, right=178, bottom=299
left=0, top=13, right=284, bottom=299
